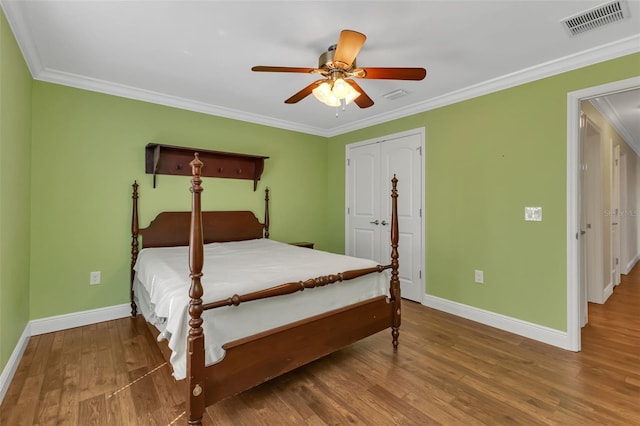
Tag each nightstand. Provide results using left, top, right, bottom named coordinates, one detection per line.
left=290, top=242, right=314, bottom=249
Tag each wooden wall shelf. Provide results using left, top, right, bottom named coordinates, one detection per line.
left=145, top=143, right=268, bottom=190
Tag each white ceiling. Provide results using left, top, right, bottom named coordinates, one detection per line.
left=2, top=0, right=639, bottom=143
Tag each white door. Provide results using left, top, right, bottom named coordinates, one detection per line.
left=619, top=152, right=628, bottom=273
left=612, top=144, right=621, bottom=286
left=346, top=130, right=424, bottom=303
left=579, top=113, right=588, bottom=327
left=347, top=143, right=382, bottom=262
left=582, top=116, right=605, bottom=304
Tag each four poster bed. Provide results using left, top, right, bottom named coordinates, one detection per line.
left=130, top=154, right=401, bottom=425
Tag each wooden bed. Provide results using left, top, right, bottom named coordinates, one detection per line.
left=130, top=154, right=400, bottom=425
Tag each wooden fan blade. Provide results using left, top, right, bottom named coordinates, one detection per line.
left=252, top=66, right=317, bottom=74
left=284, top=80, right=325, bottom=104
left=333, top=30, right=366, bottom=69
left=356, top=67, right=427, bottom=80
left=345, top=80, right=374, bottom=108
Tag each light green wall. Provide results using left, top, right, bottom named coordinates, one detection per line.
left=328, top=53, right=640, bottom=331
left=30, top=82, right=327, bottom=319
left=0, top=10, right=32, bottom=371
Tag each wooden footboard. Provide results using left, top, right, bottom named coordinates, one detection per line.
left=205, top=296, right=392, bottom=405
left=143, top=295, right=393, bottom=405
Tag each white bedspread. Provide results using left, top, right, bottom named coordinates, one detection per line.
left=133, top=238, right=389, bottom=380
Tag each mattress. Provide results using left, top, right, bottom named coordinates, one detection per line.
left=133, top=238, right=389, bottom=380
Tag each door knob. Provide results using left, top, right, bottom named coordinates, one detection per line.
left=381, top=220, right=388, bottom=226
left=370, top=220, right=379, bottom=225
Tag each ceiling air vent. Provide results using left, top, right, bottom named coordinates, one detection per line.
left=382, top=89, right=408, bottom=101
left=561, top=0, right=629, bottom=36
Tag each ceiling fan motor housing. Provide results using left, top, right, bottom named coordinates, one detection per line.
left=318, top=44, right=356, bottom=73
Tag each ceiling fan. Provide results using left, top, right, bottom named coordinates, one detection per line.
left=251, top=30, right=427, bottom=109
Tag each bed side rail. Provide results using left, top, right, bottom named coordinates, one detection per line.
left=202, top=264, right=392, bottom=310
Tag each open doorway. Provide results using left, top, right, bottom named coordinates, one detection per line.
left=567, top=77, right=640, bottom=352
left=578, top=97, right=638, bottom=329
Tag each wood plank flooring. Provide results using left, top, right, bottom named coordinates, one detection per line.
left=2, top=264, right=638, bottom=425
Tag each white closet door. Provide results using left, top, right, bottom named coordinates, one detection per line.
left=347, top=130, right=424, bottom=303
left=347, top=142, right=382, bottom=262
left=380, top=133, right=423, bottom=302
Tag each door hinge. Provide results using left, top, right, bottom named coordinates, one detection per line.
left=419, top=270, right=422, bottom=279
left=347, top=207, right=350, bottom=215
left=616, top=258, right=619, bottom=265
left=417, top=146, right=422, bottom=156
left=419, top=208, right=422, bottom=217
left=347, top=159, right=350, bottom=166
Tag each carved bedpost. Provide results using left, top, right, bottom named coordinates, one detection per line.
left=390, top=175, right=401, bottom=351
left=187, top=154, right=205, bottom=426
left=130, top=181, right=139, bottom=317
left=264, top=187, right=270, bottom=239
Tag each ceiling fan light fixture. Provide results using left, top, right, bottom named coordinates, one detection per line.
left=312, top=78, right=361, bottom=107
left=343, top=86, right=361, bottom=105
left=312, top=82, right=341, bottom=107
left=331, top=78, right=350, bottom=99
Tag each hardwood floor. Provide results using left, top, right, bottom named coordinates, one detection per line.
left=2, top=265, right=638, bottom=425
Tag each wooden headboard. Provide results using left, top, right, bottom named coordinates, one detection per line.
left=139, top=210, right=266, bottom=248
left=131, top=182, right=270, bottom=249
left=129, top=181, right=270, bottom=316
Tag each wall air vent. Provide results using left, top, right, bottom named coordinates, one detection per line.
left=561, top=0, right=629, bottom=36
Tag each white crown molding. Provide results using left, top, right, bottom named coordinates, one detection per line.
left=329, top=34, right=640, bottom=137
left=35, top=68, right=329, bottom=137
left=590, top=96, right=640, bottom=155
left=0, top=0, right=43, bottom=76
left=422, top=294, right=571, bottom=350
left=40, top=33, right=640, bottom=138
left=3, top=0, right=639, bottom=137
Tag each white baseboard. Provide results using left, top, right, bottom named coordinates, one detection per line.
left=625, top=253, right=640, bottom=274
left=0, top=324, right=31, bottom=405
left=1, top=303, right=131, bottom=405
left=422, top=294, right=571, bottom=350
left=603, top=281, right=614, bottom=301
left=30, top=303, right=131, bottom=336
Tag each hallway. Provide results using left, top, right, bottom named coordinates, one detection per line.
left=580, top=259, right=640, bottom=423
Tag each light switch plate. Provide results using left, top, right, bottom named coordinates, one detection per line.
left=525, top=207, right=542, bottom=222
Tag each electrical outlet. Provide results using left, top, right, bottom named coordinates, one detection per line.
left=90, top=271, right=101, bottom=285
left=474, top=270, right=484, bottom=284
